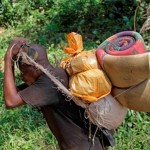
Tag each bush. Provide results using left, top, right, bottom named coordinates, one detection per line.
left=0, top=0, right=149, bottom=47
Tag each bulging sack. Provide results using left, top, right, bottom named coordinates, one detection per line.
left=61, top=50, right=99, bottom=76
left=86, top=94, right=128, bottom=130
left=69, top=69, right=112, bottom=102
left=96, top=50, right=150, bottom=88
left=112, top=79, right=150, bottom=112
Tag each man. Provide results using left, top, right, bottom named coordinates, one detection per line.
left=3, top=38, right=114, bottom=150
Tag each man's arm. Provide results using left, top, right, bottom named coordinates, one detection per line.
left=3, top=38, right=27, bottom=108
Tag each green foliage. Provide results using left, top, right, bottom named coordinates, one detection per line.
left=109, top=111, right=150, bottom=150
left=1, top=0, right=149, bottom=47
left=0, top=0, right=29, bottom=27
left=54, top=0, right=137, bottom=38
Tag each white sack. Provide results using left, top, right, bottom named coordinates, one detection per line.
left=87, top=94, right=128, bottom=130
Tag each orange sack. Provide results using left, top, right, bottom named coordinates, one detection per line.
left=64, top=32, right=83, bottom=55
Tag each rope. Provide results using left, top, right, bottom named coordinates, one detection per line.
left=113, top=81, right=145, bottom=99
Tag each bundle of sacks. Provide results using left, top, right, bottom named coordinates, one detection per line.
left=60, top=31, right=149, bottom=131
left=96, top=31, right=150, bottom=112
left=61, top=32, right=111, bottom=102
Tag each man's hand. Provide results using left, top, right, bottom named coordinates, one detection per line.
left=7, top=38, right=28, bottom=59
left=3, top=37, right=26, bottom=108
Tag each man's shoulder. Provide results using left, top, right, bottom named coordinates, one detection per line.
left=38, top=68, right=69, bottom=88
left=53, top=67, right=69, bottom=88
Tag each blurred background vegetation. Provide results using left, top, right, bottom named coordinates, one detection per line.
left=0, top=0, right=150, bottom=149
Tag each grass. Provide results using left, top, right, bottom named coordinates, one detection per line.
left=109, top=111, right=150, bottom=150
left=0, top=27, right=150, bottom=150
left=0, top=74, right=58, bottom=150
left=0, top=105, right=58, bottom=150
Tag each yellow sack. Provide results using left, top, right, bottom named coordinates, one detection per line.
left=69, top=69, right=112, bottom=102
left=60, top=50, right=99, bottom=76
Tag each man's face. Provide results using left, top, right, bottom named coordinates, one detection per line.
left=19, top=64, right=37, bottom=85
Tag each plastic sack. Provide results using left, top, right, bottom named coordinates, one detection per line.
left=69, top=69, right=112, bottom=102
left=64, top=32, right=83, bottom=54
left=61, top=50, right=99, bottom=76
left=87, top=94, right=128, bottom=130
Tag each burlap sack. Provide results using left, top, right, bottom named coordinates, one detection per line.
left=97, top=50, right=150, bottom=88
left=112, top=79, right=150, bottom=112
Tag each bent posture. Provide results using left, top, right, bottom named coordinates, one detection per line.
left=3, top=38, right=114, bottom=150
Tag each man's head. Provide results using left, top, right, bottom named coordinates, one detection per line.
left=18, top=44, right=52, bottom=85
